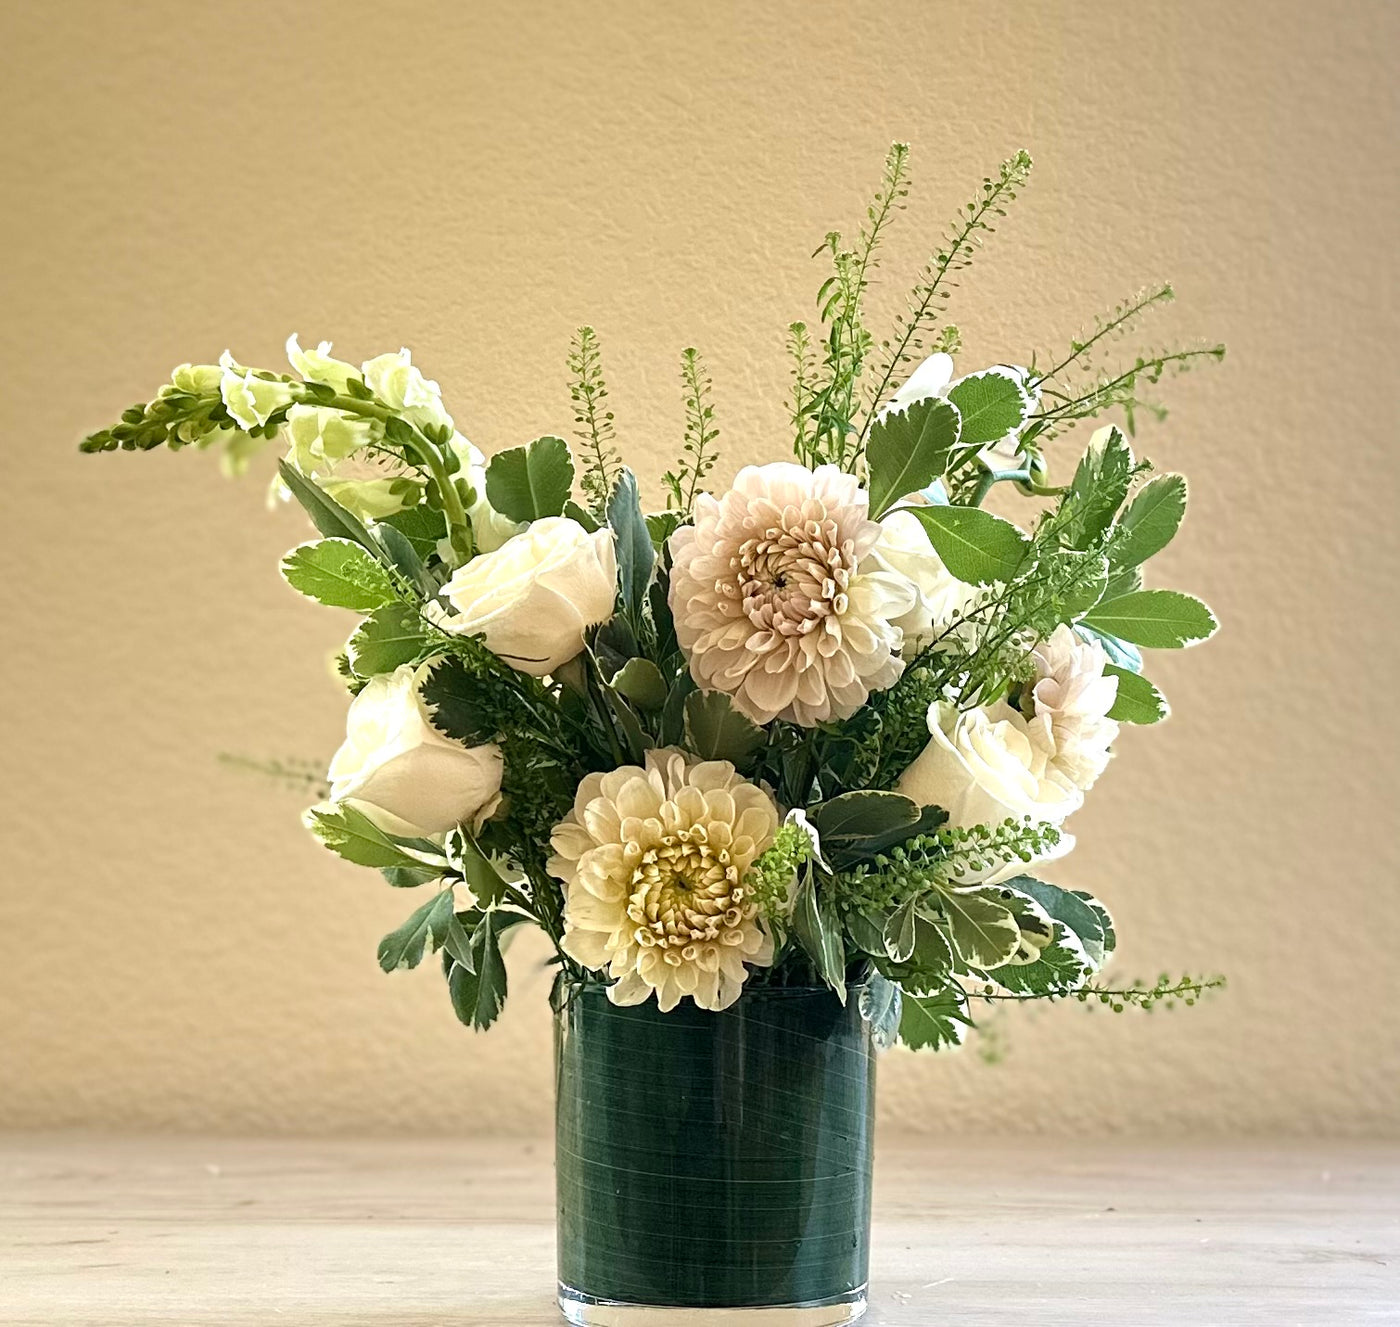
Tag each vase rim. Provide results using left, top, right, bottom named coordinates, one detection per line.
left=567, top=978, right=871, bottom=1000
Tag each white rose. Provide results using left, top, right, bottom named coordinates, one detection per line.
left=437, top=517, right=617, bottom=676
left=361, top=348, right=454, bottom=434
left=895, top=699, right=1082, bottom=882
left=868, top=508, right=979, bottom=654
left=219, top=350, right=297, bottom=430
left=448, top=435, right=526, bottom=553
left=1025, top=624, right=1121, bottom=791
left=327, top=662, right=503, bottom=838
left=286, top=335, right=361, bottom=394
left=282, top=405, right=421, bottom=520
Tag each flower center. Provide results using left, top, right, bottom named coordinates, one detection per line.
left=733, top=515, right=854, bottom=637
left=626, top=829, right=749, bottom=959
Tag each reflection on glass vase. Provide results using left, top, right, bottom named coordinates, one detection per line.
left=554, top=981, right=875, bottom=1326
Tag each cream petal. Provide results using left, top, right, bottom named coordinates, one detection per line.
left=560, top=927, right=612, bottom=969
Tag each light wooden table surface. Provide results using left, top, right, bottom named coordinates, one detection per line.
left=1, top=1135, right=1395, bottom=1326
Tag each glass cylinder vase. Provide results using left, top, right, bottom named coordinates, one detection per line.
left=554, top=980, right=875, bottom=1326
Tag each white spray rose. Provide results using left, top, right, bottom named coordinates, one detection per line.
left=896, top=699, right=1082, bottom=881
left=361, top=348, right=454, bottom=434
left=1024, top=624, right=1120, bottom=791
left=448, top=435, right=526, bottom=553
left=282, top=405, right=421, bottom=520
left=219, top=351, right=297, bottom=430
left=286, top=335, right=361, bottom=394
left=437, top=517, right=617, bottom=676
left=327, top=662, right=503, bottom=838
left=868, top=508, right=979, bottom=654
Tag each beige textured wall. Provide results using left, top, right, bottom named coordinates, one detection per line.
left=2, top=0, right=1395, bottom=1137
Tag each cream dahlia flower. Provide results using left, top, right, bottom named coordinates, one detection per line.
left=667, top=463, right=916, bottom=726
left=549, top=750, right=781, bottom=1012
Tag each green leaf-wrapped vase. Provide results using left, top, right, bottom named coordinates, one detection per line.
left=555, top=982, right=875, bottom=1325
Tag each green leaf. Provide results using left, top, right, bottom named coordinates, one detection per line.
left=377, top=889, right=456, bottom=972
left=1073, top=889, right=1116, bottom=959
left=442, top=911, right=476, bottom=973
left=277, top=459, right=385, bottom=558
left=1059, top=549, right=1110, bottom=618
left=606, top=688, right=650, bottom=763
left=1103, top=563, right=1144, bottom=601
left=684, top=690, right=764, bottom=767
left=898, top=984, right=972, bottom=1051
left=378, top=504, right=447, bottom=558
left=878, top=910, right=955, bottom=992
left=867, top=397, right=961, bottom=518
left=810, top=791, right=942, bottom=866
left=790, top=870, right=846, bottom=1003
left=1002, top=889, right=1056, bottom=965
left=858, top=972, right=903, bottom=1050
left=983, top=923, right=1093, bottom=996
left=373, top=522, right=433, bottom=598
left=280, top=538, right=397, bottom=611
left=1104, top=663, right=1170, bottom=724
left=1076, top=623, right=1143, bottom=673
left=935, top=885, right=1022, bottom=968
left=380, top=865, right=438, bottom=889
left=484, top=435, right=574, bottom=522
left=611, top=658, right=668, bottom=712
left=418, top=657, right=497, bottom=743
left=902, top=504, right=1030, bottom=584
left=883, top=896, right=919, bottom=963
left=347, top=602, right=431, bottom=676
left=1114, top=473, right=1187, bottom=568
left=659, top=672, right=697, bottom=746
left=606, top=470, right=654, bottom=621
left=1002, top=876, right=1110, bottom=968
left=645, top=510, right=684, bottom=549
left=305, top=803, right=446, bottom=878
left=1065, top=426, right=1134, bottom=549
left=562, top=499, right=600, bottom=533
left=845, top=907, right=888, bottom=956
left=1082, top=589, right=1218, bottom=649
left=445, top=829, right=513, bottom=908
left=944, top=369, right=1031, bottom=451
left=445, top=910, right=527, bottom=1031
left=811, top=790, right=920, bottom=844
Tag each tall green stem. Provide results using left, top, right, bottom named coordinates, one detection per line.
left=319, top=391, right=474, bottom=559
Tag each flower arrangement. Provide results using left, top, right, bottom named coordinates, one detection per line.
left=81, top=145, right=1225, bottom=1051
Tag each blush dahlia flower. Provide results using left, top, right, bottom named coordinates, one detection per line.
left=667, top=463, right=917, bottom=726
left=549, top=750, right=780, bottom=1011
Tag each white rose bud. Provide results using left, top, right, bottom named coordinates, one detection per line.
left=896, top=699, right=1082, bottom=882
left=286, top=335, right=361, bottom=394
left=868, top=508, right=979, bottom=654
left=219, top=351, right=297, bottom=430
left=327, top=662, right=503, bottom=838
left=361, top=347, right=454, bottom=435
left=282, top=405, right=420, bottom=521
left=437, top=517, right=617, bottom=676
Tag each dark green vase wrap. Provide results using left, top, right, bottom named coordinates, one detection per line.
left=554, top=981, right=876, bottom=1311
